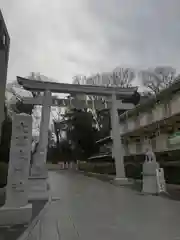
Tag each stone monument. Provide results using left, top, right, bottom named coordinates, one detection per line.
left=142, top=149, right=159, bottom=194
left=0, top=10, right=10, bottom=142
left=0, top=113, right=32, bottom=226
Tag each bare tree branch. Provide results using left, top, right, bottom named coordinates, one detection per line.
left=113, top=67, right=135, bottom=87
left=140, top=66, right=176, bottom=95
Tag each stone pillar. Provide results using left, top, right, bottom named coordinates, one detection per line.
left=111, top=93, right=130, bottom=185
left=0, top=114, right=32, bottom=226
left=31, top=90, right=52, bottom=177
left=0, top=12, right=10, bottom=142
left=29, top=90, right=52, bottom=200
left=142, top=160, right=159, bottom=195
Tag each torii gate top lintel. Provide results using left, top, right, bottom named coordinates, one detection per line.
left=17, top=76, right=138, bottom=98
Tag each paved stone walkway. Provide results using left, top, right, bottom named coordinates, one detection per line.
left=25, top=171, right=180, bottom=240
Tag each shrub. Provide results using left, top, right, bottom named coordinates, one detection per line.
left=78, top=162, right=116, bottom=175
left=0, top=162, right=8, bottom=188
left=0, top=113, right=12, bottom=164
left=125, top=163, right=142, bottom=180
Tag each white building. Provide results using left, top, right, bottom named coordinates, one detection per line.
left=96, top=77, right=180, bottom=180
left=120, top=77, right=180, bottom=158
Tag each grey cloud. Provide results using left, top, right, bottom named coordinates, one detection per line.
left=87, top=0, right=180, bottom=68
left=2, top=0, right=180, bottom=84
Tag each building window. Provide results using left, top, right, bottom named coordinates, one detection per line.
left=147, top=110, right=153, bottom=124
left=136, top=143, right=142, bottom=153
left=164, top=102, right=171, bottom=117
left=151, top=137, right=156, bottom=151
left=144, top=136, right=148, bottom=140
left=135, top=138, right=141, bottom=153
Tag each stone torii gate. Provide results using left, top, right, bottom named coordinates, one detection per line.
left=17, top=76, right=137, bottom=199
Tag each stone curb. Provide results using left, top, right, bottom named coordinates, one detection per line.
left=17, top=199, right=52, bottom=240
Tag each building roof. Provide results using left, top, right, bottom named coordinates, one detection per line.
left=88, top=153, right=112, bottom=160
left=96, top=136, right=112, bottom=144
left=119, top=76, right=180, bottom=121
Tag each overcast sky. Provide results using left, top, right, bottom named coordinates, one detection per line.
left=1, top=0, right=180, bottom=85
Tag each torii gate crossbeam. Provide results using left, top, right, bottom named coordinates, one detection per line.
left=22, top=96, right=135, bottom=110
left=17, top=76, right=137, bottom=97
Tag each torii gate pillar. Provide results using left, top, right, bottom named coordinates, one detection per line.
left=29, top=90, right=52, bottom=201
left=111, top=94, right=130, bottom=185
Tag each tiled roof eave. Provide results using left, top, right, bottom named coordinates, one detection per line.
left=96, top=136, right=112, bottom=144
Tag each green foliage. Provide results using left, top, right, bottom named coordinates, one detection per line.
left=164, top=166, right=180, bottom=184
left=57, top=140, right=72, bottom=162
left=0, top=105, right=12, bottom=164
left=125, top=163, right=142, bottom=180
left=78, top=162, right=116, bottom=175
left=0, top=162, right=8, bottom=187
left=0, top=105, right=12, bottom=187
left=78, top=161, right=142, bottom=179
left=47, top=146, right=59, bottom=164
left=62, top=109, right=99, bottom=159
left=96, top=110, right=111, bottom=139
left=47, top=140, right=73, bottom=164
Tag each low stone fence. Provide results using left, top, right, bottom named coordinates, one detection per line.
left=46, top=163, right=63, bottom=170
left=47, top=162, right=77, bottom=171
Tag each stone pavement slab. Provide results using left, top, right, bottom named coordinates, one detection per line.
left=0, top=200, right=47, bottom=240
left=24, top=171, right=180, bottom=240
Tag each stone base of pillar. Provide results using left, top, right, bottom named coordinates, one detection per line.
left=112, top=177, right=133, bottom=186
left=28, top=177, right=50, bottom=201
left=142, top=175, right=158, bottom=195
left=0, top=204, right=32, bottom=226
left=30, top=167, right=48, bottom=179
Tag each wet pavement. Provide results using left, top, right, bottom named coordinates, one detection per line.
left=24, top=171, right=180, bottom=240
